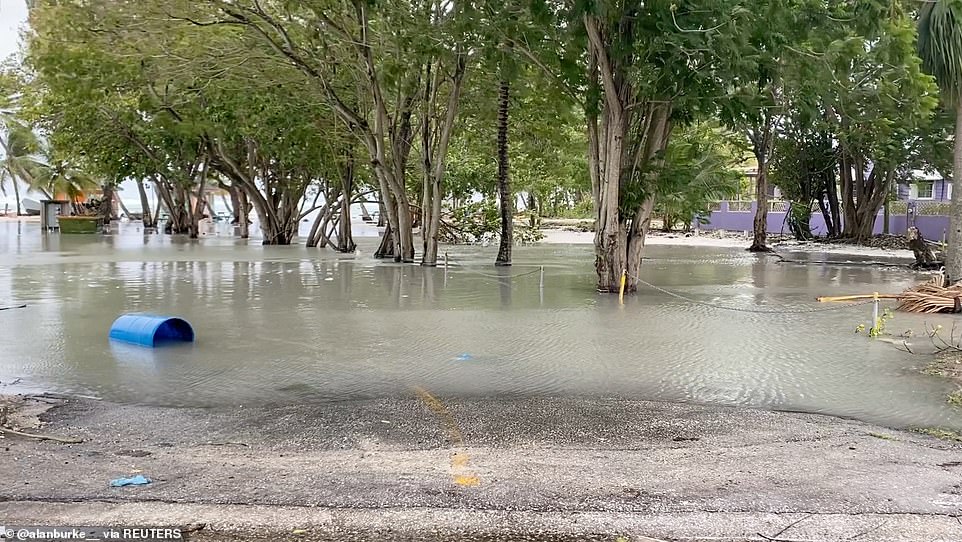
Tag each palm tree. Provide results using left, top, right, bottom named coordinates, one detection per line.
left=28, top=156, right=98, bottom=213
left=0, top=72, right=26, bottom=215
left=1, top=124, right=98, bottom=214
left=495, top=78, right=513, bottom=266
left=0, top=125, right=45, bottom=213
left=919, top=0, right=962, bottom=282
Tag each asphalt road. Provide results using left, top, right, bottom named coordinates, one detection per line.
left=1, top=395, right=961, bottom=541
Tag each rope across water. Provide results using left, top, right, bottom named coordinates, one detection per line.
left=443, top=257, right=878, bottom=314
left=628, top=272, right=878, bottom=314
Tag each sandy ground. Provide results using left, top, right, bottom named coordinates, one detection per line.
left=1, top=394, right=960, bottom=541
left=538, top=228, right=918, bottom=260
left=3, top=214, right=918, bottom=260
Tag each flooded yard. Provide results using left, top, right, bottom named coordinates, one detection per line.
left=1, top=221, right=960, bottom=431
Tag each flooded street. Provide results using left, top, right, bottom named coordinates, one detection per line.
left=1, top=220, right=960, bottom=431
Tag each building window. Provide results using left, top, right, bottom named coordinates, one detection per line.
left=913, top=182, right=934, bottom=199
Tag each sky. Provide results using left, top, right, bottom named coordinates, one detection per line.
left=0, top=0, right=27, bottom=61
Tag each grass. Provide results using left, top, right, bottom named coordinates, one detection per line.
left=914, top=427, right=962, bottom=442
left=924, top=351, right=962, bottom=379
left=921, top=352, right=962, bottom=408
left=867, top=432, right=897, bottom=441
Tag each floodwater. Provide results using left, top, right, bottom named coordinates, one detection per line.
left=1, top=220, right=961, bottom=431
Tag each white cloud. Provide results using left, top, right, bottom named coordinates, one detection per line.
left=0, top=0, right=28, bottom=61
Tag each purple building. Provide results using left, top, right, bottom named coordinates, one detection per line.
left=898, top=171, right=951, bottom=201
left=698, top=169, right=952, bottom=237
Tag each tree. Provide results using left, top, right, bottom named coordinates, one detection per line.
left=717, top=0, right=830, bottom=252
left=25, top=0, right=349, bottom=244
left=0, top=125, right=43, bottom=208
left=770, top=118, right=837, bottom=240
left=521, top=0, right=759, bottom=291
left=170, top=0, right=473, bottom=262
left=0, top=71, right=29, bottom=215
left=919, top=0, right=962, bottom=281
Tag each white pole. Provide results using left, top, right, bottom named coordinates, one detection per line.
left=872, top=292, right=879, bottom=333
left=539, top=265, right=544, bottom=305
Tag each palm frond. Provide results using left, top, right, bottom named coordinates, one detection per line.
left=919, top=0, right=962, bottom=105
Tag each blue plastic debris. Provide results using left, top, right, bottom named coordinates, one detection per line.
left=110, top=475, right=151, bottom=487
left=109, top=314, right=194, bottom=347
left=455, top=353, right=474, bottom=361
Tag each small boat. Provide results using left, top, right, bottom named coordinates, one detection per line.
left=21, top=198, right=41, bottom=216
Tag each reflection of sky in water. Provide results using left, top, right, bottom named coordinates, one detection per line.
left=0, top=220, right=960, bottom=432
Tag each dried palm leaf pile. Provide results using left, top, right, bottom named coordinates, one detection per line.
left=817, top=277, right=962, bottom=314
left=895, top=278, right=962, bottom=314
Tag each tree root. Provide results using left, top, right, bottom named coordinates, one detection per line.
left=0, top=426, right=83, bottom=444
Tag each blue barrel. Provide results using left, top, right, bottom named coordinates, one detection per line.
left=109, top=314, right=194, bottom=347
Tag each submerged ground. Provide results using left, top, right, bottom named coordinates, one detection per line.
left=1, top=220, right=961, bottom=540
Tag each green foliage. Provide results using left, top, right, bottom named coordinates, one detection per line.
left=8, top=0, right=957, bottom=254
left=856, top=307, right=894, bottom=337
left=919, top=0, right=962, bottom=105
left=654, top=123, right=741, bottom=231
left=445, top=61, right=588, bottom=216
left=871, top=308, right=895, bottom=338
left=443, top=201, right=544, bottom=245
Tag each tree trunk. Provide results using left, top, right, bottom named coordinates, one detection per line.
left=337, top=194, right=355, bottom=252
left=237, top=189, right=249, bottom=239
left=592, top=107, right=628, bottom=292
left=100, top=183, right=115, bottom=223
left=748, top=122, right=773, bottom=252
left=495, top=79, right=513, bottom=266
left=306, top=203, right=329, bottom=248
left=229, top=186, right=241, bottom=224
left=883, top=195, right=890, bottom=235
left=12, top=177, right=21, bottom=216
left=396, top=198, right=415, bottom=262
left=116, top=193, right=133, bottom=219
left=188, top=159, right=208, bottom=239
left=136, top=178, right=155, bottom=228
left=824, top=168, right=841, bottom=238
left=157, top=180, right=191, bottom=234
left=421, top=61, right=435, bottom=263
left=908, top=226, right=941, bottom=270
left=336, top=156, right=356, bottom=253
left=420, top=54, right=466, bottom=266
left=376, top=222, right=395, bottom=258
left=750, top=167, right=769, bottom=251
left=840, top=152, right=857, bottom=238
left=945, top=105, right=962, bottom=283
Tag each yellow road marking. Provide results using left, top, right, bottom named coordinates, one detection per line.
left=412, top=386, right=480, bottom=487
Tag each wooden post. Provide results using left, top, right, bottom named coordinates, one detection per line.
left=618, top=269, right=627, bottom=305
left=444, top=252, right=449, bottom=270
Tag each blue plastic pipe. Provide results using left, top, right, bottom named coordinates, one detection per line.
left=109, top=314, right=194, bottom=347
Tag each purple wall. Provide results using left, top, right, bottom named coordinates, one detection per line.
left=700, top=201, right=950, bottom=239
